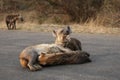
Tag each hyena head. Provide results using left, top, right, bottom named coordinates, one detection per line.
left=52, top=26, right=72, bottom=46
left=16, top=14, right=24, bottom=22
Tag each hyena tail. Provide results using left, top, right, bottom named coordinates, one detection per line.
left=19, top=58, right=28, bottom=68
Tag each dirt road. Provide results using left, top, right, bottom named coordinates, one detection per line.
left=0, top=30, right=120, bottom=80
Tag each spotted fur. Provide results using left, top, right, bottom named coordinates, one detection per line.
left=38, top=51, right=91, bottom=66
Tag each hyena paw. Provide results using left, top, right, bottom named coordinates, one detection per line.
left=29, top=66, right=37, bottom=71
left=28, top=64, right=39, bottom=71
left=33, top=64, right=42, bottom=70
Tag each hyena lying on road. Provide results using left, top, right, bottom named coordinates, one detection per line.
left=39, top=51, right=91, bottom=66
left=19, top=44, right=75, bottom=71
left=19, top=44, right=91, bottom=71
left=5, top=14, right=24, bottom=30
left=19, top=26, right=88, bottom=71
left=52, top=26, right=82, bottom=51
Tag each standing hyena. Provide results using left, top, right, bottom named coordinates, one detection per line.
left=5, top=14, right=24, bottom=30
left=52, top=26, right=82, bottom=51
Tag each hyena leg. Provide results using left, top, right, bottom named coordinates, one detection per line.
left=12, top=22, right=16, bottom=30
left=14, top=24, right=16, bottom=30
left=11, top=23, right=15, bottom=30
left=57, top=46, right=72, bottom=53
left=9, top=23, right=13, bottom=30
left=28, top=52, right=42, bottom=71
left=6, top=22, right=10, bottom=30
left=7, top=24, right=10, bottom=30
left=14, top=22, right=16, bottom=30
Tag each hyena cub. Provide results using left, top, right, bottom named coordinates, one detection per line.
left=53, top=26, right=82, bottom=51
left=38, top=51, right=91, bottom=66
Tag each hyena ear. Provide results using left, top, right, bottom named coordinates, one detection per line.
left=52, top=30, right=57, bottom=37
left=64, top=26, right=72, bottom=35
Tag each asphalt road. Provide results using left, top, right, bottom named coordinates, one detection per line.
left=0, top=30, right=120, bottom=80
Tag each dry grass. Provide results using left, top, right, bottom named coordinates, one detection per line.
left=0, top=21, right=120, bottom=35
left=0, top=0, right=120, bottom=34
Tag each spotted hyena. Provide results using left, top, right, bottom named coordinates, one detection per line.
left=19, top=44, right=91, bottom=71
left=5, top=14, right=24, bottom=30
left=19, top=44, right=73, bottom=71
left=52, top=26, right=82, bottom=50
left=19, top=26, right=86, bottom=71
left=38, top=51, right=91, bottom=66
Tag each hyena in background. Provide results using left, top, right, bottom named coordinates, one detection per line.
left=5, top=14, right=24, bottom=30
left=52, top=26, right=82, bottom=51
